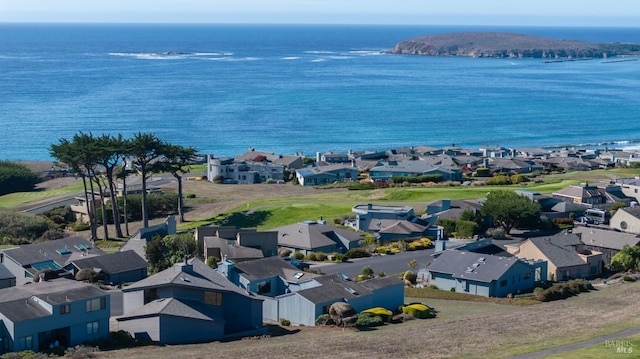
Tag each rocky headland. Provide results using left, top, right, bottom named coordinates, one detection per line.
left=389, top=32, right=640, bottom=59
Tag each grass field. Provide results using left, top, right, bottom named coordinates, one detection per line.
left=98, top=281, right=640, bottom=359
left=0, top=182, right=84, bottom=208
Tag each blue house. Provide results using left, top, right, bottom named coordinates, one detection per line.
left=425, top=250, right=547, bottom=297
left=369, top=160, right=462, bottom=182
left=295, top=164, right=358, bottom=186
left=118, top=258, right=265, bottom=344
left=0, top=278, right=110, bottom=354
left=219, top=257, right=404, bottom=326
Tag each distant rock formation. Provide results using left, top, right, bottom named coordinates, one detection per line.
left=389, top=32, right=640, bottom=59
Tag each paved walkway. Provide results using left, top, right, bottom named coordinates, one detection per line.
left=511, top=326, right=640, bottom=358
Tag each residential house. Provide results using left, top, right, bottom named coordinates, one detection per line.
left=506, top=233, right=602, bottom=281
left=117, top=258, right=264, bottom=344
left=423, top=249, right=546, bottom=297
left=274, top=220, right=363, bottom=255
left=316, top=151, right=350, bottom=164
left=424, top=199, right=484, bottom=222
left=616, top=176, right=640, bottom=203
left=350, top=204, right=414, bottom=231
left=218, top=257, right=403, bottom=326
left=0, top=278, right=110, bottom=354
left=552, top=183, right=608, bottom=206
left=120, top=216, right=177, bottom=261
left=195, top=226, right=278, bottom=259
left=295, top=163, right=358, bottom=186
left=206, top=155, right=284, bottom=184
left=485, top=158, right=544, bottom=174
left=1, top=237, right=106, bottom=286
left=0, top=264, right=15, bottom=289
left=203, top=237, right=264, bottom=262
left=366, top=219, right=434, bottom=242
left=598, top=150, right=640, bottom=167
left=368, top=160, right=462, bottom=182
left=572, top=226, right=640, bottom=267
left=610, top=207, right=640, bottom=234
left=66, top=250, right=149, bottom=285
left=235, top=148, right=303, bottom=170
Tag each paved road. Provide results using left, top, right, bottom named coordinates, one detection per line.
left=511, top=326, right=640, bottom=358
left=23, top=175, right=176, bottom=214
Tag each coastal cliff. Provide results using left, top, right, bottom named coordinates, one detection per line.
left=389, top=32, right=640, bottom=58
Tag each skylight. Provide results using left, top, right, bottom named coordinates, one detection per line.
left=293, top=272, right=304, bottom=279
left=56, top=248, right=71, bottom=255
left=345, top=287, right=358, bottom=295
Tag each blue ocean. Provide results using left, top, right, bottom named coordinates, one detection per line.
left=1, top=24, right=639, bottom=161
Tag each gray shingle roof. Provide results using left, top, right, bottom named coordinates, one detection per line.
left=71, top=250, right=148, bottom=274
left=233, top=256, right=321, bottom=283
left=573, top=227, right=640, bottom=250
left=367, top=219, right=427, bottom=235
left=427, top=250, right=522, bottom=283
left=2, top=237, right=106, bottom=268
left=620, top=207, right=640, bottom=220
left=274, top=222, right=362, bottom=251
left=117, top=298, right=222, bottom=323
left=526, top=234, right=588, bottom=268
left=296, top=274, right=374, bottom=304
left=122, top=258, right=247, bottom=296
left=204, top=237, right=264, bottom=260
left=0, top=278, right=107, bottom=322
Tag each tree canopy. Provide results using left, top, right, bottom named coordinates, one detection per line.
left=610, top=244, right=640, bottom=272
left=0, top=161, right=41, bottom=196
left=480, top=190, right=541, bottom=234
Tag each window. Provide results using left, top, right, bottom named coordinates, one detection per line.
left=256, top=281, right=271, bottom=295
left=86, top=297, right=106, bottom=312
left=621, top=221, right=628, bottom=230
left=86, top=321, right=99, bottom=335
left=19, top=336, right=33, bottom=350
left=60, top=303, right=71, bottom=314
left=500, top=280, right=507, bottom=287
left=524, top=273, right=531, bottom=280
left=204, top=291, right=223, bottom=306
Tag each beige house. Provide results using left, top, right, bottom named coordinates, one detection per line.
left=506, top=233, right=602, bottom=281
left=609, top=207, right=640, bottom=234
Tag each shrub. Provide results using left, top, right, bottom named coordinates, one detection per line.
left=402, top=303, right=433, bottom=319
left=186, top=193, right=196, bottom=199
left=455, top=220, right=479, bottom=238
left=486, top=227, right=506, bottom=240
left=360, top=266, right=374, bottom=278
left=428, top=284, right=438, bottom=290
left=305, top=252, right=317, bottom=261
left=486, top=175, right=511, bottom=186
left=420, top=237, right=433, bottom=247
left=292, top=251, right=304, bottom=260
left=332, top=253, right=346, bottom=262
left=347, top=182, right=376, bottom=190
left=403, top=271, right=417, bottom=285
left=206, top=256, right=220, bottom=269
left=345, top=247, right=370, bottom=259
left=64, top=345, right=99, bottom=359
left=279, top=318, right=291, bottom=326
left=75, top=268, right=100, bottom=282
left=278, top=248, right=292, bottom=257
left=436, top=218, right=457, bottom=236
left=450, top=287, right=456, bottom=292
left=376, top=246, right=388, bottom=255
left=475, top=167, right=490, bottom=177
left=315, top=314, right=332, bottom=325
left=314, top=252, right=328, bottom=261
left=622, top=275, right=636, bottom=282
left=536, top=279, right=592, bottom=302
left=361, top=307, right=393, bottom=321
left=354, top=314, right=384, bottom=327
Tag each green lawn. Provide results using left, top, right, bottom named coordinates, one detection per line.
left=0, top=182, right=84, bottom=208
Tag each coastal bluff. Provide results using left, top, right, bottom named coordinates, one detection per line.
left=389, top=32, right=640, bottom=59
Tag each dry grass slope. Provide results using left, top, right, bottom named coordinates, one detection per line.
left=101, top=282, right=640, bottom=359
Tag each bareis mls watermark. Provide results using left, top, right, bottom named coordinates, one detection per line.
left=605, top=340, right=634, bottom=354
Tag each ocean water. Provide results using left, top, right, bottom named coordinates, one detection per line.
left=1, top=24, right=639, bottom=161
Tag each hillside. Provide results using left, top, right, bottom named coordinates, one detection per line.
left=389, top=32, right=640, bottom=58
